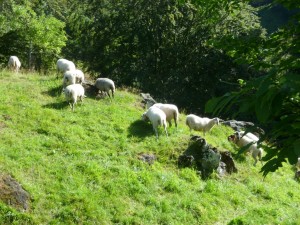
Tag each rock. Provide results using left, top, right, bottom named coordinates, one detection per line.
left=178, top=155, right=195, bottom=168
left=179, top=136, right=221, bottom=179
left=222, top=120, right=264, bottom=137
left=222, top=120, right=254, bottom=131
left=82, top=80, right=98, bottom=97
left=0, top=174, right=30, bottom=211
left=178, top=135, right=237, bottom=179
left=220, top=151, right=238, bottom=174
left=140, top=93, right=156, bottom=108
left=295, top=170, right=300, bottom=180
left=217, top=162, right=227, bottom=177
left=138, top=153, right=156, bottom=165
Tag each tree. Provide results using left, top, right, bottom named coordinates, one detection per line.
left=67, top=0, right=265, bottom=112
left=206, top=0, right=300, bottom=176
left=0, top=0, right=67, bottom=71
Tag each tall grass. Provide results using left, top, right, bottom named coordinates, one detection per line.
left=0, top=70, right=299, bottom=224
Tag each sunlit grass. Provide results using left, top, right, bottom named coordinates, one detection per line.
left=0, top=71, right=299, bottom=224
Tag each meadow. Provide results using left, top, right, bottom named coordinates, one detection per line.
left=0, top=70, right=299, bottom=224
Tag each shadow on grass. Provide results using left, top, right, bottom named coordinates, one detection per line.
left=42, top=101, right=68, bottom=110
left=127, top=120, right=153, bottom=139
left=232, top=152, right=247, bottom=163
left=42, top=85, right=63, bottom=97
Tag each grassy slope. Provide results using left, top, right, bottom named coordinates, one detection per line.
left=0, top=71, right=299, bottom=225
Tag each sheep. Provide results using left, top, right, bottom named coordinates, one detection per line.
left=236, top=131, right=259, bottom=142
left=56, top=58, right=76, bottom=78
left=94, top=78, right=115, bottom=99
left=186, top=114, right=220, bottom=136
left=141, top=106, right=168, bottom=139
left=152, top=103, right=179, bottom=128
left=228, top=133, right=263, bottom=166
left=8, top=56, right=21, bottom=73
left=63, top=84, right=85, bottom=112
left=62, top=69, right=85, bottom=88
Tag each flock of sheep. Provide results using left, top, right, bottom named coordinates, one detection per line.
left=56, top=58, right=115, bottom=111
left=8, top=56, right=265, bottom=167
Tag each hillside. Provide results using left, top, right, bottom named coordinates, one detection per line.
left=0, top=71, right=299, bottom=224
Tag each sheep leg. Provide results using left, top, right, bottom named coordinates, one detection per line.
left=258, top=149, right=263, bottom=165
left=252, top=152, right=258, bottom=166
left=173, top=113, right=177, bottom=128
left=163, top=122, right=168, bottom=137
left=153, top=127, right=159, bottom=140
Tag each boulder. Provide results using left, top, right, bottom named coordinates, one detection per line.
left=138, top=153, right=156, bottom=165
left=0, top=174, right=30, bottom=211
left=178, top=135, right=237, bottom=179
left=140, top=93, right=156, bottom=108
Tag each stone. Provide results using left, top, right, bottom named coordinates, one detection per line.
left=0, top=174, right=30, bottom=211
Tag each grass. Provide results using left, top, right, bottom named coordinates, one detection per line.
left=0, top=70, right=299, bottom=224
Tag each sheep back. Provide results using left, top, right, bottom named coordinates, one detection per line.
left=152, top=103, right=179, bottom=127
left=63, top=69, right=85, bottom=87
left=8, top=56, right=21, bottom=72
left=142, top=106, right=168, bottom=138
left=56, top=59, right=76, bottom=74
left=94, top=78, right=115, bottom=98
left=186, top=114, right=219, bottom=132
left=63, top=84, right=85, bottom=111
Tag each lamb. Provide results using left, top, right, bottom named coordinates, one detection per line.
left=63, top=84, right=85, bottom=112
left=228, top=133, right=263, bottom=166
left=141, top=106, right=168, bottom=139
left=186, top=114, right=220, bottom=136
left=152, top=103, right=179, bottom=128
left=62, top=69, right=85, bottom=88
left=8, top=56, right=21, bottom=73
left=56, top=58, right=76, bottom=78
left=94, top=78, right=115, bottom=99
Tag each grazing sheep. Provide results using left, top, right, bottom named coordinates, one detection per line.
left=8, top=56, right=21, bottom=73
left=63, top=84, right=85, bottom=112
left=186, top=114, right=220, bottom=136
left=56, top=59, right=76, bottom=78
left=142, top=106, right=168, bottom=139
left=94, top=78, right=115, bottom=99
left=152, top=103, right=179, bottom=128
left=62, top=69, right=85, bottom=88
left=228, top=133, right=263, bottom=166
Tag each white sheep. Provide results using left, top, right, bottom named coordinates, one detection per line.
left=236, top=131, right=259, bottom=142
left=56, top=58, right=76, bottom=78
left=152, top=103, right=179, bottom=128
left=62, top=69, right=85, bottom=88
left=142, top=106, right=168, bottom=139
left=8, top=56, right=21, bottom=73
left=185, top=114, right=220, bottom=136
left=94, top=78, right=115, bottom=99
left=228, top=133, right=263, bottom=166
left=63, top=84, right=85, bottom=112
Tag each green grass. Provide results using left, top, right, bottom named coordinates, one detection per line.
left=0, top=70, right=299, bottom=224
